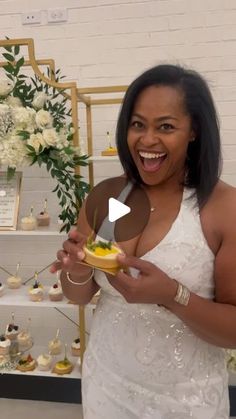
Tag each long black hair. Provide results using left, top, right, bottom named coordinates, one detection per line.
left=116, top=64, right=222, bottom=207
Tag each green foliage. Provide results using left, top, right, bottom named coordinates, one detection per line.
left=1, top=42, right=90, bottom=232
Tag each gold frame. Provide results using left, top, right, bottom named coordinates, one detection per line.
left=77, top=85, right=128, bottom=187
left=0, top=171, right=22, bottom=230
left=0, top=38, right=85, bottom=366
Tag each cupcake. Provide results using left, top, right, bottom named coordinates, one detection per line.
left=0, top=335, right=11, bottom=355
left=48, top=281, right=63, bottom=302
left=21, top=206, right=37, bottom=231
left=84, top=239, right=123, bottom=270
left=71, top=338, right=80, bottom=357
left=48, top=329, right=62, bottom=355
left=29, top=275, right=44, bottom=302
left=7, top=263, right=22, bottom=289
left=0, top=282, right=5, bottom=296
left=16, top=354, right=37, bottom=372
left=36, top=199, right=50, bottom=227
left=37, top=353, right=53, bottom=371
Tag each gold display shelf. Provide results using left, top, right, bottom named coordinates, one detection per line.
left=77, top=84, right=128, bottom=187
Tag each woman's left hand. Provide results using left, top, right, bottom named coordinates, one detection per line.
left=108, top=254, right=177, bottom=306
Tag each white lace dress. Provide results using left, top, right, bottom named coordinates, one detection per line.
left=82, top=189, right=229, bottom=419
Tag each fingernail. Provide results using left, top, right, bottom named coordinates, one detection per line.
left=77, top=250, right=84, bottom=259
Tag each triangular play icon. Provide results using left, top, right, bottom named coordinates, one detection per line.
left=108, top=198, right=131, bottom=222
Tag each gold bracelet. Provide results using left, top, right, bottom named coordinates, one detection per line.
left=66, top=269, right=94, bottom=286
left=174, top=282, right=190, bottom=306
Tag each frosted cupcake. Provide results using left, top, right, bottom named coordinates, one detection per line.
left=36, top=199, right=50, bottom=227
left=0, top=335, right=11, bottom=355
left=29, top=274, right=44, bottom=302
left=48, top=280, right=63, bottom=302
left=71, top=338, right=80, bottom=357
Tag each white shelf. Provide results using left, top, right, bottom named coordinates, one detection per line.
left=0, top=228, right=66, bottom=236
left=1, top=345, right=81, bottom=379
left=0, top=285, right=77, bottom=308
left=5, top=366, right=81, bottom=379
left=88, top=155, right=119, bottom=161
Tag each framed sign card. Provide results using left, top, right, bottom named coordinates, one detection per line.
left=0, top=171, right=22, bottom=230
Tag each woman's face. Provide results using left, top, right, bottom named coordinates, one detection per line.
left=127, top=85, right=195, bottom=187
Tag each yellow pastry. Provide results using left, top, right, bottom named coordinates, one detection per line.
left=101, top=147, right=117, bottom=156
left=53, top=357, right=73, bottom=375
left=83, top=240, right=123, bottom=269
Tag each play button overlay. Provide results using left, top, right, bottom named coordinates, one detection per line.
left=108, top=198, right=131, bottom=222
left=85, top=177, right=151, bottom=242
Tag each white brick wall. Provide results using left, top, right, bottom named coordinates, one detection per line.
left=1, top=0, right=236, bottom=373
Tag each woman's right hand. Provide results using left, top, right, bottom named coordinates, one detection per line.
left=50, top=228, right=92, bottom=278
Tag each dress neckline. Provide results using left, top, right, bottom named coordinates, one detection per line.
left=139, top=187, right=191, bottom=260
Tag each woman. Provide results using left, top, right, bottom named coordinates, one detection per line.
left=51, top=64, right=236, bottom=418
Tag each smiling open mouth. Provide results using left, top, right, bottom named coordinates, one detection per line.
left=138, top=151, right=167, bottom=172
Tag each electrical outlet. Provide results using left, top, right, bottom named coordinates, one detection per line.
left=47, top=8, right=67, bottom=23
left=22, top=11, right=41, bottom=25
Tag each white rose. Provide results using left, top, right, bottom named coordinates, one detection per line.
left=27, top=133, right=46, bottom=153
left=42, top=128, right=59, bottom=147
left=13, top=107, right=34, bottom=130
left=32, top=92, right=49, bottom=110
left=6, top=96, right=23, bottom=107
left=0, top=79, right=14, bottom=96
left=0, top=133, right=30, bottom=168
left=35, top=109, right=53, bottom=129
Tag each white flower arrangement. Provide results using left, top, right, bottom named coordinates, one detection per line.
left=0, top=43, right=89, bottom=232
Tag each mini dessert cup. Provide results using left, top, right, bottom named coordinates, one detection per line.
left=0, top=335, right=11, bottom=355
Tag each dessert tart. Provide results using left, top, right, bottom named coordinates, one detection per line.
left=48, top=280, right=63, bottom=301
left=37, top=353, right=53, bottom=371
left=16, top=354, right=37, bottom=372
left=71, top=338, right=80, bottom=357
left=53, top=357, right=73, bottom=375
left=83, top=240, right=123, bottom=270
left=0, top=335, right=11, bottom=355
left=101, top=147, right=117, bottom=156
left=0, top=282, right=5, bottom=296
